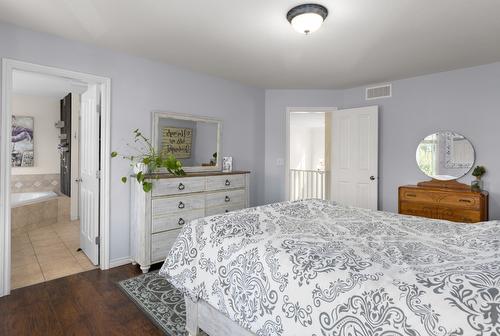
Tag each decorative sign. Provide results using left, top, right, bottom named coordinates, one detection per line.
left=161, top=127, right=193, bottom=159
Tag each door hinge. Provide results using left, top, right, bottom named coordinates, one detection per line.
left=96, top=170, right=101, bottom=179
left=95, top=236, right=100, bottom=245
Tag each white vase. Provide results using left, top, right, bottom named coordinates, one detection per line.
left=133, top=163, right=149, bottom=174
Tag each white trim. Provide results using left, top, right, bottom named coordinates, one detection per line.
left=109, top=256, right=131, bottom=268
left=1, top=60, right=13, bottom=296
left=0, top=59, right=112, bottom=296
left=284, top=107, right=337, bottom=201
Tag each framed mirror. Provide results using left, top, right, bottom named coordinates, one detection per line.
left=152, top=112, right=221, bottom=172
left=416, top=131, right=475, bottom=181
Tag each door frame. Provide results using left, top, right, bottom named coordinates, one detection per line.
left=0, top=59, right=112, bottom=296
left=285, top=107, right=337, bottom=201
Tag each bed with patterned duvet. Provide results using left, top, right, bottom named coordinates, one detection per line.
left=159, top=199, right=500, bottom=336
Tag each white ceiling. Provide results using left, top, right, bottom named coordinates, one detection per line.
left=13, top=70, right=88, bottom=98
left=1, top=0, right=500, bottom=89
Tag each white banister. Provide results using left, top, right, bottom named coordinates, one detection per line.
left=289, top=169, right=326, bottom=201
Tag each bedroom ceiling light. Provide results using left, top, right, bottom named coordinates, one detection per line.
left=287, top=4, right=328, bottom=35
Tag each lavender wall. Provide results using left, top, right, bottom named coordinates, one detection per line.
left=265, top=63, right=500, bottom=219
left=342, top=63, right=500, bottom=218
left=0, top=22, right=266, bottom=263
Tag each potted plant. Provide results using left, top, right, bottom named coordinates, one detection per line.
left=471, top=165, right=486, bottom=192
left=111, top=129, right=185, bottom=192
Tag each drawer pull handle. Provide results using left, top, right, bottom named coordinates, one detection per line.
left=178, top=201, right=185, bottom=209
left=178, top=218, right=185, bottom=226
left=225, top=196, right=230, bottom=202
left=407, top=193, right=417, bottom=197
left=459, top=199, right=472, bottom=203
left=225, top=179, right=231, bottom=186
left=178, top=183, right=185, bottom=191
left=225, top=209, right=229, bottom=213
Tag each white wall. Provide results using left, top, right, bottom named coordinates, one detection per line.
left=11, top=94, right=60, bottom=175
left=265, top=62, right=500, bottom=219
left=0, top=22, right=265, bottom=262
left=289, top=126, right=312, bottom=170
left=289, top=126, right=325, bottom=171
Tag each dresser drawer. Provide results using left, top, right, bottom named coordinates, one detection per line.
left=205, top=202, right=245, bottom=216
left=151, top=229, right=180, bottom=262
left=438, top=207, right=482, bottom=223
left=152, top=209, right=205, bottom=234
left=399, top=188, right=437, bottom=204
left=439, top=194, right=481, bottom=210
left=399, top=201, right=438, bottom=219
left=152, top=194, right=205, bottom=215
left=206, top=189, right=246, bottom=208
left=206, top=174, right=245, bottom=191
left=152, top=177, right=206, bottom=196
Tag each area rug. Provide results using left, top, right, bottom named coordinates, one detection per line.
left=118, top=271, right=207, bottom=336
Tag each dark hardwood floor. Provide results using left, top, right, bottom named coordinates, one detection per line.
left=0, top=264, right=164, bottom=336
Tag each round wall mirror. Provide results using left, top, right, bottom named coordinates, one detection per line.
left=416, top=131, right=475, bottom=181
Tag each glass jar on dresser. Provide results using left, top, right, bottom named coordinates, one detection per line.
left=130, top=171, right=250, bottom=273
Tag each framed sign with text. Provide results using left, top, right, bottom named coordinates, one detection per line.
left=160, top=127, right=193, bottom=159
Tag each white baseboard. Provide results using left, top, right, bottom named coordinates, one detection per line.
left=109, top=256, right=132, bottom=268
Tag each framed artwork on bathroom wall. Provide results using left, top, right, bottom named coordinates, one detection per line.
left=11, top=116, right=34, bottom=167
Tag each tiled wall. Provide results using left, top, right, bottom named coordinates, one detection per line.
left=11, top=174, right=60, bottom=193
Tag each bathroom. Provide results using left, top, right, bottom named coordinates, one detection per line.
left=10, top=70, right=96, bottom=289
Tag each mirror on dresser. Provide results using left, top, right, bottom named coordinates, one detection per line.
left=399, top=130, right=488, bottom=223
left=152, top=112, right=222, bottom=172
left=415, top=131, right=475, bottom=181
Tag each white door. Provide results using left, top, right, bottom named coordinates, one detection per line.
left=79, top=85, right=100, bottom=265
left=330, top=106, right=378, bottom=210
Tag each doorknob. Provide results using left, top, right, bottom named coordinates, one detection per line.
left=370, top=176, right=376, bottom=181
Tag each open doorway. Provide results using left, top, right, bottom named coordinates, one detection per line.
left=286, top=108, right=335, bottom=201
left=285, top=106, right=378, bottom=209
left=1, top=59, right=111, bottom=296
left=9, top=71, right=96, bottom=289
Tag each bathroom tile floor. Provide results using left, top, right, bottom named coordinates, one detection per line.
left=11, top=220, right=97, bottom=289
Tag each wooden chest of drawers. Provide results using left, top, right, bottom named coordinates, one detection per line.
left=131, top=171, right=250, bottom=273
left=398, top=185, right=488, bottom=223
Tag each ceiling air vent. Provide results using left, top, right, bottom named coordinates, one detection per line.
left=365, top=84, right=392, bottom=100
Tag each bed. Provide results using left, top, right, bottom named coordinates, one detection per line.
left=159, top=199, right=500, bottom=336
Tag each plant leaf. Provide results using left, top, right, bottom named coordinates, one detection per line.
left=111, top=151, right=118, bottom=158
left=142, top=182, right=152, bottom=192
left=121, top=176, right=127, bottom=183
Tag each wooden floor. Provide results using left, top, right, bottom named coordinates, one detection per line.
left=0, top=264, right=164, bottom=336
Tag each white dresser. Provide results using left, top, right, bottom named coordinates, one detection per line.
left=130, top=171, right=250, bottom=273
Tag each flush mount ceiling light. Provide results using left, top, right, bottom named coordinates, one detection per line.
left=287, top=3, right=328, bottom=35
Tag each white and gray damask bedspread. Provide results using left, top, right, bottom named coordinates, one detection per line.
left=159, top=199, right=500, bottom=336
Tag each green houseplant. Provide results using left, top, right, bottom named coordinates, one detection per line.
left=471, top=165, right=486, bottom=192
left=111, top=129, right=185, bottom=192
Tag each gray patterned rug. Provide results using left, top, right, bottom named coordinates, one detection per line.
left=118, top=271, right=193, bottom=336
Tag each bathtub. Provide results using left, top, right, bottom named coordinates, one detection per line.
left=11, top=191, right=59, bottom=208
left=11, top=191, right=62, bottom=234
